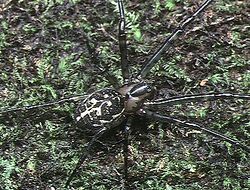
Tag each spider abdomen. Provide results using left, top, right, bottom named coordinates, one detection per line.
left=75, top=88, right=125, bottom=132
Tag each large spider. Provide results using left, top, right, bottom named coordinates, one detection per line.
left=0, top=0, right=249, bottom=189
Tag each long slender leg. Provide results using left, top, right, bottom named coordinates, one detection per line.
left=123, top=117, right=132, bottom=188
left=138, top=109, right=250, bottom=153
left=138, top=0, right=214, bottom=79
left=145, top=93, right=250, bottom=107
left=65, top=127, right=107, bottom=187
left=84, top=34, right=121, bottom=88
left=0, top=95, right=87, bottom=115
left=118, top=0, right=129, bottom=81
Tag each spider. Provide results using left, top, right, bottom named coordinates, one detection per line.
left=0, top=0, right=249, bottom=189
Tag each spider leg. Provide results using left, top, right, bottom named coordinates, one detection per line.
left=138, top=0, right=214, bottom=78
left=118, top=0, right=129, bottom=82
left=84, top=34, right=121, bottom=88
left=123, top=117, right=132, bottom=188
left=138, top=109, right=250, bottom=153
left=145, top=93, right=250, bottom=107
left=65, top=127, right=107, bottom=187
left=0, top=95, right=87, bottom=115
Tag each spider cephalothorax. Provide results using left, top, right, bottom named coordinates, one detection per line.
left=119, top=82, right=155, bottom=114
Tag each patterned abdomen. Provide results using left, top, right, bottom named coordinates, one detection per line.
left=75, top=88, right=125, bottom=132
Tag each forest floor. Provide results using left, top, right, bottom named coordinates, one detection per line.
left=0, top=0, right=249, bottom=189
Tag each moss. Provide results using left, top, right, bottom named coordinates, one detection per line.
left=0, top=0, right=249, bottom=189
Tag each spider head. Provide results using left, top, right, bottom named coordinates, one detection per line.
left=119, top=82, right=155, bottom=114
left=129, top=83, right=155, bottom=99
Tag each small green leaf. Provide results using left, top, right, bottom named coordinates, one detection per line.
left=134, top=28, right=142, bottom=41
left=27, top=159, right=36, bottom=172
left=165, top=0, right=176, bottom=11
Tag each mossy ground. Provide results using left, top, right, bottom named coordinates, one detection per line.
left=0, top=0, right=249, bottom=189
